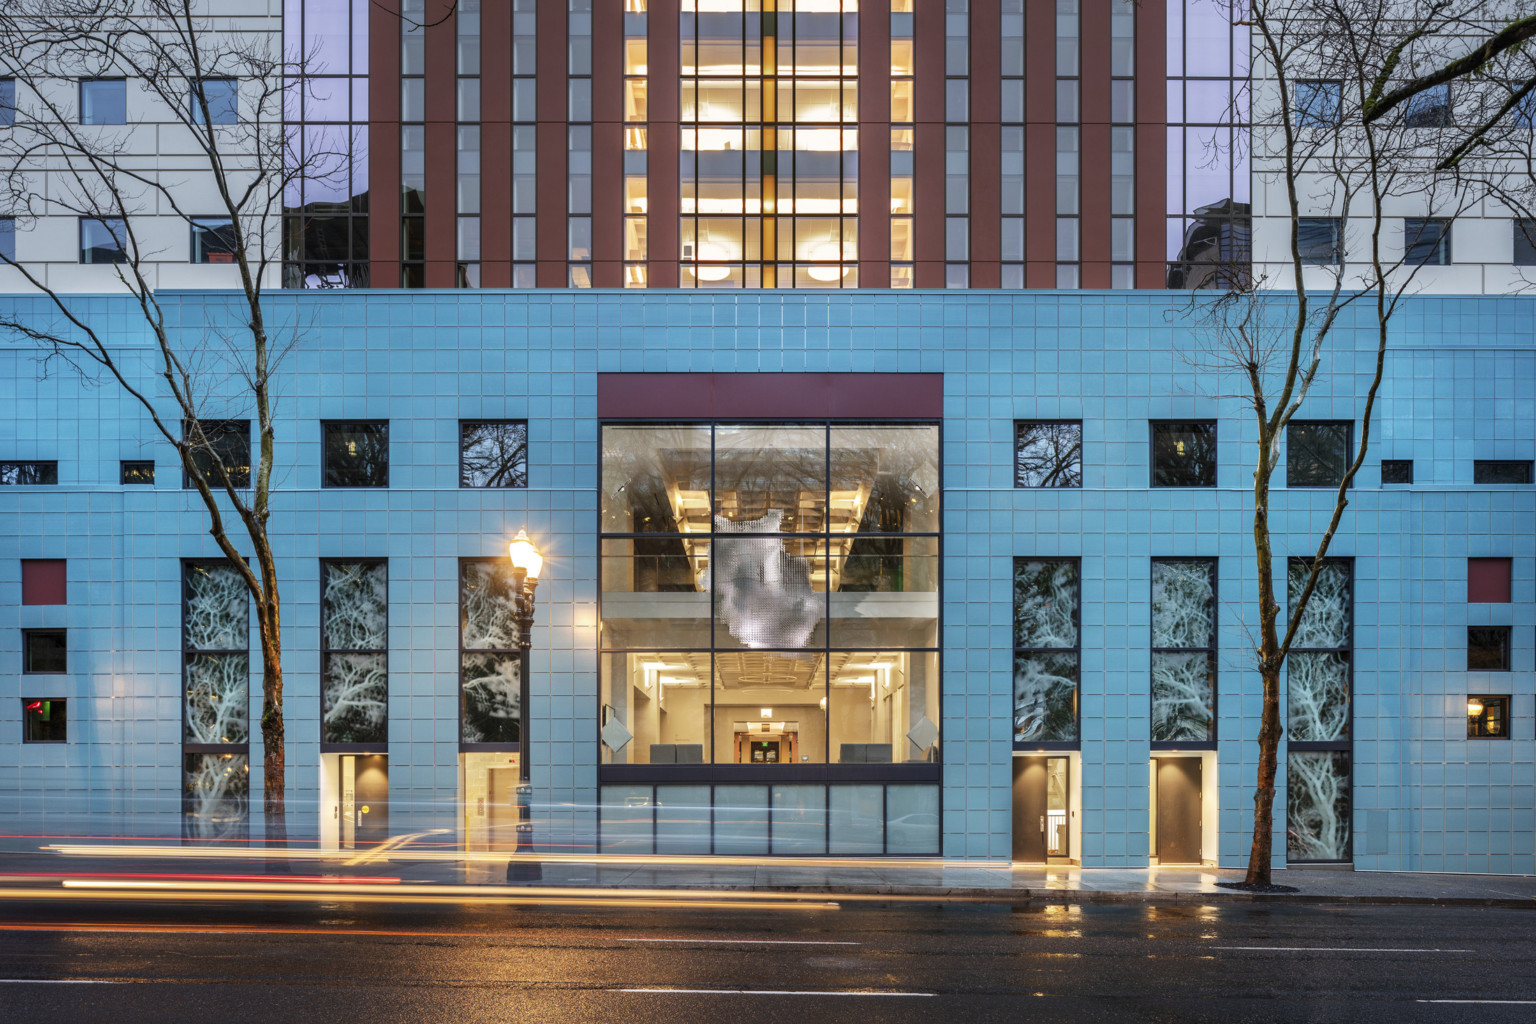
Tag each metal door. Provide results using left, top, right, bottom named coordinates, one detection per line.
left=349, top=754, right=390, bottom=845
left=1155, top=757, right=1202, bottom=864
left=1012, top=756, right=1048, bottom=862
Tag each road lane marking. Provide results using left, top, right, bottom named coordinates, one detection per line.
left=1215, top=947, right=1473, bottom=953
left=618, top=988, right=932, bottom=997
left=627, top=938, right=860, bottom=946
left=1418, top=1000, right=1536, bottom=1005
left=0, top=979, right=125, bottom=985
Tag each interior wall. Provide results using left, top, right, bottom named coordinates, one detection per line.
left=1146, top=751, right=1219, bottom=866
left=319, top=752, right=339, bottom=850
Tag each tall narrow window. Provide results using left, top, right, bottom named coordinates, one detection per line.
left=624, top=2, right=649, bottom=287
left=321, top=561, right=388, bottom=746
left=890, top=1, right=915, bottom=288
left=460, top=560, right=523, bottom=745
left=999, top=1, right=1024, bottom=288
left=945, top=1, right=969, bottom=288
left=400, top=0, right=426, bottom=288
left=568, top=0, right=593, bottom=287
left=1014, top=559, right=1080, bottom=744
left=512, top=0, right=537, bottom=287
left=457, top=0, right=481, bottom=288
left=1054, top=0, right=1080, bottom=288
left=1286, top=559, right=1351, bottom=863
left=1109, top=0, right=1136, bottom=288
left=183, top=562, right=250, bottom=841
left=1151, top=560, right=1215, bottom=745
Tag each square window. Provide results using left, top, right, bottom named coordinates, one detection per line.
left=460, top=421, right=529, bottom=488
left=1468, top=626, right=1511, bottom=672
left=0, top=461, right=58, bottom=485
left=80, top=217, right=127, bottom=264
left=1287, top=421, right=1351, bottom=488
left=1015, top=421, right=1083, bottom=488
left=1298, top=217, right=1342, bottom=264
left=23, top=630, right=66, bottom=673
left=1514, top=219, right=1536, bottom=267
left=183, top=420, right=250, bottom=489
left=1404, top=217, right=1450, bottom=266
left=80, top=78, right=126, bottom=125
left=1467, top=695, right=1510, bottom=739
left=0, top=77, right=13, bottom=128
left=22, top=699, right=67, bottom=743
left=322, top=421, right=389, bottom=487
left=1404, top=83, right=1451, bottom=128
left=1294, top=80, right=1341, bottom=126
left=1468, top=558, right=1512, bottom=603
left=191, top=217, right=238, bottom=264
left=1381, top=459, right=1413, bottom=484
left=1151, top=421, right=1217, bottom=487
left=120, top=460, right=155, bottom=484
left=21, top=560, right=66, bottom=605
left=1474, top=460, right=1533, bottom=484
left=191, top=78, right=237, bottom=124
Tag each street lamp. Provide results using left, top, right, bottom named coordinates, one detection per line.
left=507, top=528, right=542, bottom=883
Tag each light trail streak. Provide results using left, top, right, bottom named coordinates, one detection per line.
left=0, top=886, right=837, bottom=911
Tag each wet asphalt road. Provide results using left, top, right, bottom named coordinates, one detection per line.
left=0, top=896, right=1533, bottom=1023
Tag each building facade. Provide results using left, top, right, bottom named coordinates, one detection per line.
left=2, top=288, right=1533, bottom=872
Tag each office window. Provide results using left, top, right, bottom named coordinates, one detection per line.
left=1014, top=559, right=1080, bottom=744
left=80, top=217, right=127, bottom=264
left=0, top=461, right=57, bottom=485
left=23, top=630, right=66, bottom=673
left=1151, top=421, right=1217, bottom=487
left=183, top=420, right=250, bottom=488
left=0, top=216, right=13, bottom=262
left=1474, top=460, right=1533, bottom=484
left=1381, top=459, right=1412, bottom=485
left=1467, top=695, right=1510, bottom=739
left=191, top=217, right=238, bottom=264
left=1015, top=421, right=1083, bottom=488
left=1403, top=83, right=1451, bottom=128
left=80, top=78, right=126, bottom=125
left=22, top=699, right=67, bottom=743
left=322, top=421, right=388, bottom=487
left=121, top=460, right=155, bottom=484
left=1287, top=558, right=1352, bottom=863
left=1468, top=558, right=1512, bottom=604
left=1468, top=626, right=1512, bottom=672
left=1294, top=80, right=1341, bottom=126
left=1287, top=421, right=1351, bottom=488
left=21, top=560, right=66, bottom=605
left=321, top=561, right=388, bottom=746
left=0, top=77, right=13, bottom=128
left=460, top=421, right=528, bottom=488
left=1404, top=217, right=1450, bottom=266
left=1515, top=219, right=1536, bottom=266
left=1297, top=217, right=1342, bottom=264
left=191, top=78, right=237, bottom=124
left=1151, top=560, right=1216, bottom=745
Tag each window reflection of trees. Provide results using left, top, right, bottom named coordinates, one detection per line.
left=1015, top=421, right=1083, bottom=488
left=460, top=421, right=529, bottom=488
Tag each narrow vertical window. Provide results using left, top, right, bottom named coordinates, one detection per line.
left=183, top=562, right=250, bottom=841
left=400, top=0, right=426, bottom=288
left=568, top=0, right=593, bottom=287
left=456, top=0, right=481, bottom=288
left=1286, top=559, right=1352, bottom=863
left=1013, top=559, right=1080, bottom=744
left=511, top=0, right=538, bottom=287
left=1151, top=560, right=1215, bottom=745
left=1108, top=0, right=1135, bottom=288
left=321, top=561, right=388, bottom=746
left=461, top=560, right=523, bottom=745
left=890, top=1, right=915, bottom=288
left=623, top=2, right=649, bottom=287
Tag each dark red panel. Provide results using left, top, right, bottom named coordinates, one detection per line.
left=858, top=0, right=890, bottom=280
left=1469, top=558, right=1513, bottom=603
left=592, top=120, right=624, bottom=287
left=368, top=0, right=402, bottom=284
left=913, top=1, right=945, bottom=125
left=21, top=560, right=66, bottom=606
left=597, top=374, right=944, bottom=420
left=1134, top=0, right=1168, bottom=288
left=1024, top=0, right=1055, bottom=289
left=536, top=0, right=567, bottom=285
left=1079, top=0, right=1111, bottom=287
left=480, top=0, right=512, bottom=284
left=648, top=0, right=680, bottom=288
left=914, top=120, right=944, bottom=288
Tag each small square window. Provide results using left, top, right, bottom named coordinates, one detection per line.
left=1151, top=421, right=1217, bottom=487
left=1015, top=421, right=1083, bottom=488
left=0, top=461, right=58, bottom=485
left=191, top=217, right=238, bottom=264
left=1514, top=219, right=1536, bottom=267
left=1404, top=83, right=1451, bottom=128
left=80, top=217, right=127, bottom=265
left=183, top=420, right=250, bottom=489
left=22, top=698, right=67, bottom=743
left=1381, top=460, right=1412, bottom=484
left=1287, top=421, right=1351, bottom=488
left=1467, top=695, right=1510, bottom=739
left=121, top=460, right=155, bottom=484
left=21, top=560, right=66, bottom=605
left=1468, top=626, right=1512, bottom=672
left=1298, top=218, right=1342, bottom=264
left=191, top=78, right=237, bottom=125
left=0, top=77, right=14, bottom=128
left=80, top=78, right=126, bottom=125
left=460, top=421, right=529, bottom=488
left=322, top=421, right=389, bottom=487
left=23, top=630, right=66, bottom=673
left=1474, top=460, right=1533, bottom=484
left=1294, top=80, right=1341, bottom=126
left=1404, top=217, right=1450, bottom=266
left=1468, top=558, right=1512, bottom=604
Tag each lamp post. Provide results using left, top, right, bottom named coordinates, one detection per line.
left=506, top=528, right=542, bottom=883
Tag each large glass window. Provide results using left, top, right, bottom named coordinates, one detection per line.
left=1151, top=421, right=1216, bottom=487
left=183, top=419, right=251, bottom=489
left=321, top=561, right=388, bottom=746
left=1150, top=560, right=1215, bottom=745
left=322, top=421, right=389, bottom=487
left=1287, top=559, right=1351, bottom=863
left=183, top=561, right=250, bottom=841
left=1015, top=421, right=1083, bottom=488
left=1287, top=420, right=1350, bottom=488
left=461, top=559, right=523, bottom=746
left=1013, top=559, right=1080, bottom=745
left=600, top=423, right=940, bottom=766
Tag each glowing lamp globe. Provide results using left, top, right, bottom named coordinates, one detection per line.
left=509, top=528, right=544, bottom=581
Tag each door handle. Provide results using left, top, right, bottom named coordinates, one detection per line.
left=1039, top=815, right=1045, bottom=833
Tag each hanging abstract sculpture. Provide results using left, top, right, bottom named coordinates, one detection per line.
left=703, top=510, right=822, bottom=649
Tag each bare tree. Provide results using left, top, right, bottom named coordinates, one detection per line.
left=0, top=0, right=345, bottom=847
left=1194, top=0, right=1488, bottom=886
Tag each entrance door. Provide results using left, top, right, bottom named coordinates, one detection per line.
left=487, top=767, right=519, bottom=851
left=340, top=754, right=389, bottom=848
left=1155, top=757, right=1202, bottom=864
left=1012, top=757, right=1047, bottom=862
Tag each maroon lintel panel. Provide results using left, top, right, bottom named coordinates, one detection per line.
left=597, top=374, right=944, bottom=420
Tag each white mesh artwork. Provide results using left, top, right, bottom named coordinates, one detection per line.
left=1013, top=560, right=1080, bottom=741
left=1287, top=652, right=1349, bottom=741
left=1151, top=562, right=1215, bottom=742
left=1151, top=652, right=1213, bottom=743
left=461, top=561, right=521, bottom=649
left=184, top=754, right=249, bottom=841
left=1013, top=652, right=1079, bottom=741
left=322, top=563, right=388, bottom=744
left=1289, top=561, right=1351, bottom=649
left=461, top=652, right=521, bottom=743
left=184, top=654, right=250, bottom=744
left=1013, top=560, right=1078, bottom=648
left=460, top=560, right=522, bottom=743
left=1151, top=561, right=1213, bottom=648
left=1287, top=751, right=1350, bottom=860
left=704, top=510, right=822, bottom=649
left=185, top=563, right=248, bottom=651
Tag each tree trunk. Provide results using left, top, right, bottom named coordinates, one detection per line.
left=257, top=606, right=287, bottom=853
left=1247, top=661, right=1282, bottom=885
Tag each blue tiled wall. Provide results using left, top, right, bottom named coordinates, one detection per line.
left=1, top=290, right=1532, bottom=872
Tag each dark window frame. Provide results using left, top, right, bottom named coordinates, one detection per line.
left=1150, top=420, right=1217, bottom=488
left=1150, top=558, right=1218, bottom=750
left=0, top=215, right=14, bottom=263
left=1286, top=556, right=1354, bottom=865
left=459, top=420, right=530, bottom=488
left=1012, top=556, right=1083, bottom=751
left=1467, top=694, right=1511, bottom=739
left=182, top=419, right=250, bottom=489
left=1297, top=216, right=1342, bottom=265
left=0, top=461, right=59, bottom=485
left=1293, top=79, right=1342, bottom=126
left=180, top=558, right=252, bottom=757
left=1514, top=218, right=1536, bottom=267
left=321, top=420, right=390, bottom=488
left=22, top=698, right=67, bottom=743
left=1403, top=82, right=1452, bottom=128
left=79, top=77, right=127, bottom=125
left=120, top=460, right=155, bottom=484
left=1380, top=459, right=1413, bottom=485
left=190, top=77, right=238, bottom=125
left=1287, top=420, right=1353, bottom=489
left=1014, top=420, right=1084, bottom=489
left=1473, top=460, right=1534, bottom=485
left=190, top=216, right=239, bottom=264
left=22, top=629, right=67, bottom=674
left=1404, top=216, right=1451, bottom=266
left=1468, top=626, right=1512, bottom=672
left=459, top=556, right=523, bottom=754
left=79, top=216, right=128, bottom=265
left=319, top=558, right=389, bottom=752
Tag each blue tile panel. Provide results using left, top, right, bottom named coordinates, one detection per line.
left=0, top=290, right=1532, bottom=872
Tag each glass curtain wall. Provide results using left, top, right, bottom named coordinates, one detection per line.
left=600, top=423, right=939, bottom=767
left=679, top=0, right=859, bottom=288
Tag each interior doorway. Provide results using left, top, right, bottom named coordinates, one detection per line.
left=1153, top=757, right=1202, bottom=864
left=339, top=754, right=389, bottom=849
left=1012, top=755, right=1070, bottom=862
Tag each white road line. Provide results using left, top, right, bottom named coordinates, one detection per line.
left=618, top=988, right=933, bottom=997
left=1215, top=947, right=1473, bottom=953
left=0, top=979, right=125, bottom=984
left=1418, top=1000, right=1536, bottom=1005
left=626, top=938, right=860, bottom=946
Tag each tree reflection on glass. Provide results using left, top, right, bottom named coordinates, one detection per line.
left=460, top=420, right=529, bottom=488
left=1015, top=421, right=1083, bottom=487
